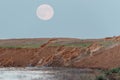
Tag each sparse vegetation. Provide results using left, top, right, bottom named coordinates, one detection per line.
left=0, top=43, right=43, bottom=48
left=104, top=67, right=120, bottom=76
left=0, top=46, right=22, bottom=49
left=100, top=41, right=119, bottom=47
left=50, top=42, right=93, bottom=48
left=21, top=43, right=43, bottom=48
left=64, top=42, right=92, bottom=48
left=96, top=75, right=106, bottom=80
left=96, top=67, right=120, bottom=80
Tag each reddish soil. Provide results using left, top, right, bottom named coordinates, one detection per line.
left=0, top=46, right=83, bottom=67
left=74, top=44, right=120, bottom=69
left=0, top=38, right=83, bottom=67
left=0, top=36, right=120, bottom=69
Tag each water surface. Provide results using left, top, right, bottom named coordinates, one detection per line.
left=0, top=67, right=96, bottom=80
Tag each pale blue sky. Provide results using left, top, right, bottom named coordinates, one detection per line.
left=0, top=0, right=120, bottom=39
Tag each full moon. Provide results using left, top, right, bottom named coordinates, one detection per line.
left=36, top=4, right=54, bottom=21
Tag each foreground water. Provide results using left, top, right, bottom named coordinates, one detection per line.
left=0, top=67, right=96, bottom=80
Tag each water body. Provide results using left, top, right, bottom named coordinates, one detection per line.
left=0, top=67, right=96, bottom=80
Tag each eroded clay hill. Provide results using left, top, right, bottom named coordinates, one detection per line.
left=0, top=36, right=120, bottom=69
left=73, top=44, right=120, bottom=69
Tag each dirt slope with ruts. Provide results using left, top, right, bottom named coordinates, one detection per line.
left=0, top=36, right=120, bottom=69
left=73, top=44, right=120, bottom=69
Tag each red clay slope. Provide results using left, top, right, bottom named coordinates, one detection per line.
left=74, top=44, right=120, bottom=69
left=0, top=46, right=83, bottom=67
left=0, top=37, right=120, bottom=69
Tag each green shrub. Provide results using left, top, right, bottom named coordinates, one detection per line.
left=104, top=70, right=112, bottom=75
left=110, top=68, right=120, bottom=73
left=97, top=67, right=120, bottom=80
left=104, top=67, right=120, bottom=76
left=96, top=75, right=106, bottom=80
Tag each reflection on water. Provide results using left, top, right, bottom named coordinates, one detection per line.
left=0, top=67, right=96, bottom=80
